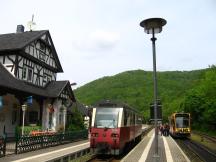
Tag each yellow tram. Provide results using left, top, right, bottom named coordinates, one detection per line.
left=169, top=113, right=191, bottom=137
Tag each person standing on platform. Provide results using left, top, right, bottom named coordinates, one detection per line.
left=164, top=123, right=170, bottom=136
left=159, top=124, right=164, bottom=136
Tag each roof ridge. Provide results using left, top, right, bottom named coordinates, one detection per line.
left=0, top=30, right=48, bottom=36
left=0, top=30, right=48, bottom=51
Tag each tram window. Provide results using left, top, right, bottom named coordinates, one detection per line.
left=175, top=117, right=189, bottom=128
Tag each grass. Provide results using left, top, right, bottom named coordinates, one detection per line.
left=190, top=133, right=216, bottom=153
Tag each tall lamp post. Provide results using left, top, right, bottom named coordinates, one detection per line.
left=140, top=18, right=166, bottom=160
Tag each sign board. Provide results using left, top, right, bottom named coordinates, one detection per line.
left=27, top=96, right=33, bottom=105
left=150, top=100, right=162, bottom=121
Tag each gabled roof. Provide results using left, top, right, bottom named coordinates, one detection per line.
left=0, top=30, right=46, bottom=51
left=0, top=30, right=63, bottom=72
left=46, top=81, right=76, bottom=101
left=0, top=63, right=75, bottom=101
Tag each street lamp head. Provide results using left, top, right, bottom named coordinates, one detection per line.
left=70, top=82, right=77, bottom=86
left=140, top=18, right=166, bottom=34
left=22, top=104, right=27, bottom=111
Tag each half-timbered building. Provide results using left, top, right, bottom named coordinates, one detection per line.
left=0, top=25, right=76, bottom=136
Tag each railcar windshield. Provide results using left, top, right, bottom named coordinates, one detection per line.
left=95, top=108, right=120, bottom=128
left=175, top=114, right=190, bottom=128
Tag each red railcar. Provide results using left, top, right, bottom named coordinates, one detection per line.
left=90, top=100, right=142, bottom=155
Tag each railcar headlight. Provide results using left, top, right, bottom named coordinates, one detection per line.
left=91, top=133, right=98, bottom=137
left=111, top=133, right=119, bottom=138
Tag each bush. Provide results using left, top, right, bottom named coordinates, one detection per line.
left=16, top=125, right=42, bottom=136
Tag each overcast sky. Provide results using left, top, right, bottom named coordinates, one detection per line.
left=1, top=0, right=216, bottom=87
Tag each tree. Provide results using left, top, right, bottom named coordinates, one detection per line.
left=66, top=106, right=85, bottom=131
left=183, top=66, right=216, bottom=131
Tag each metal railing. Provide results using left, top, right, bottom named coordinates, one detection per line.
left=0, top=136, right=6, bottom=157
left=15, top=130, right=88, bottom=154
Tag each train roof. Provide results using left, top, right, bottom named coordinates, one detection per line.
left=93, top=99, right=140, bottom=113
left=170, top=112, right=190, bottom=117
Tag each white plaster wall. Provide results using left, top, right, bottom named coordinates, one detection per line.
left=53, top=99, right=63, bottom=131
left=5, top=55, right=15, bottom=64
left=42, top=99, right=50, bottom=131
left=42, top=99, right=63, bottom=132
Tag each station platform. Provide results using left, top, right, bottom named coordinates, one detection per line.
left=122, top=129, right=190, bottom=162
left=0, top=140, right=89, bottom=162
left=0, top=129, right=190, bottom=162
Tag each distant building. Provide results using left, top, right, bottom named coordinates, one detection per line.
left=0, top=25, right=76, bottom=136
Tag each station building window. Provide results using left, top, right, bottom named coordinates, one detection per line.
left=22, top=65, right=33, bottom=82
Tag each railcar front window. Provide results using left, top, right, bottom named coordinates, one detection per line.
left=95, top=108, right=119, bottom=128
left=176, top=117, right=189, bottom=128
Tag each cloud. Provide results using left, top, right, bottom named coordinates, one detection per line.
left=72, top=30, right=120, bottom=52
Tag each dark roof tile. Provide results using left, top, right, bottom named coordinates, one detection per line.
left=0, top=30, right=47, bottom=51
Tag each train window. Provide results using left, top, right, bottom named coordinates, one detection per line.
left=137, top=116, right=142, bottom=125
left=130, top=113, right=135, bottom=125
left=95, top=108, right=120, bottom=128
left=124, top=110, right=129, bottom=126
left=133, top=114, right=135, bottom=125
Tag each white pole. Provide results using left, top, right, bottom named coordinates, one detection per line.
left=22, top=110, right=25, bottom=135
left=63, top=109, right=66, bottom=132
left=22, top=105, right=27, bottom=136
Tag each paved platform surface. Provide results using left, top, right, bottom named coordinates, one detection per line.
left=0, top=140, right=89, bottom=162
left=122, top=129, right=190, bottom=162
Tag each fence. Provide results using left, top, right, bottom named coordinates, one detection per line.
left=15, top=130, right=88, bottom=154
left=0, top=136, right=6, bottom=157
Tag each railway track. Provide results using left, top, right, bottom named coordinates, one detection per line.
left=176, top=138, right=216, bottom=162
left=86, top=126, right=153, bottom=162
left=82, top=126, right=153, bottom=162
left=86, top=155, right=116, bottom=162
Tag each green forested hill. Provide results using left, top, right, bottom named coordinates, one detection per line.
left=74, top=69, right=206, bottom=121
